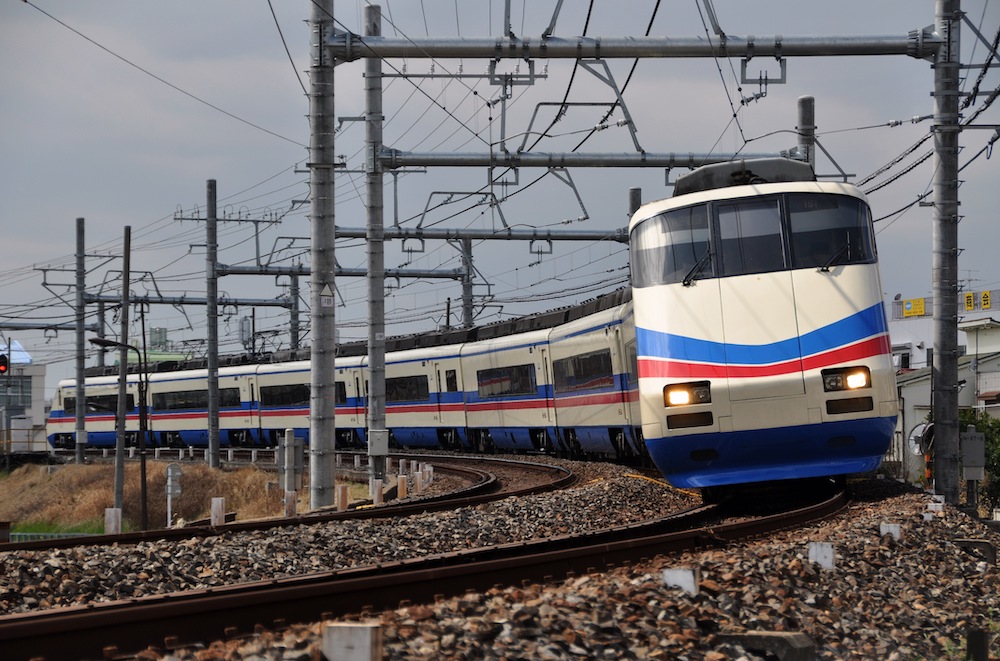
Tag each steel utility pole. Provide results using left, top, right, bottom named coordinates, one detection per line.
left=113, top=226, right=131, bottom=512
left=932, top=0, right=962, bottom=505
left=309, top=0, right=338, bottom=510
left=365, top=5, right=388, bottom=486
left=206, top=180, right=220, bottom=468
left=74, top=218, right=87, bottom=463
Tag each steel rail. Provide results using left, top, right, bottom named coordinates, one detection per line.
left=0, top=491, right=846, bottom=659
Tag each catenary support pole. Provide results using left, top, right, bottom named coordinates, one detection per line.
left=461, top=238, right=474, bottom=328
left=114, top=226, right=131, bottom=511
left=797, top=96, right=816, bottom=169
left=74, top=218, right=87, bottom=463
left=932, top=0, right=962, bottom=506
left=206, top=180, right=220, bottom=468
left=309, top=0, right=337, bottom=509
left=290, top=273, right=301, bottom=350
left=366, top=5, right=388, bottom=484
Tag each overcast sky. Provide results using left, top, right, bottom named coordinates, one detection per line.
left=1, top=1, right=997, bottom=397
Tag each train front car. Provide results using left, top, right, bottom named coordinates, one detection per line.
left=629, top=158, right=898, bottom=494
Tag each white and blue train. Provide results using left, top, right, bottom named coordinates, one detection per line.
left=47, top=158, right=898, bottom=492
left=630, top=158, right=898, bottom=492
left=47, top=291, right=644, bottom=461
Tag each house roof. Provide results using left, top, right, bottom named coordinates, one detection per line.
left=894, top=351, right=1000, bottom=387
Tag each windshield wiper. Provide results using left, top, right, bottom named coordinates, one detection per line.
left=820, top=240, right=850, bottom=272
left=682, top=248, right=712, bottom=286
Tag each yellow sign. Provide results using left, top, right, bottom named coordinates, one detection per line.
left=965, top=292, right=976, bottom=311
left=983, top=290, right=992, bottom=310
left=902, top=298, right=926, bottom=318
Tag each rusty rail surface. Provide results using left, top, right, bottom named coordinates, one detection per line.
left=0, top=491, right=846, bottom=660
left=0, top=456, right=573, bottom=553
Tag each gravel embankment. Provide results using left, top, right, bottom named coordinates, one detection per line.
left=7, top=463, right=996, bottom=659
left=0, top=461, right=692, bottom=615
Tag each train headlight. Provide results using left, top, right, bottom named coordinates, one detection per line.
left=664, top=381, right=711, bottom=407
left=821, top=367, right=871, bottom=392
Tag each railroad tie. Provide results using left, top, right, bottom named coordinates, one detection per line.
left=717, top=631, right=815, bottom=661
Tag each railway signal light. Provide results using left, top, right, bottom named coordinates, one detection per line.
left=0, top=354, right=7, bottom=375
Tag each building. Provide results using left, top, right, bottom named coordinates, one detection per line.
left=889, top=289, right=1000, bottom=486
left=0, top=340, right=47, bottom=451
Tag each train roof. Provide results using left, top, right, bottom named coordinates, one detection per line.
left=630, top=177, right=867, bottom=234
left=82, top=287, right=632, bottom=379
left=672, top=157, right=815, bottom=197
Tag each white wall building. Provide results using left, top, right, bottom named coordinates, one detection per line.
left=0, top=340, right=47, bottom=452
left=889, top=296, right=1000, bottom=486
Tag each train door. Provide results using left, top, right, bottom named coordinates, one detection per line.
left=539, top=348, right=554, bottom=417
left=538, top=347, right=555, bottom=451
left=434, top=363, right=445, bottom=421
left=247, top=374, right=262, bottom=445
left=434, top=360, right=466, bottom=448
left=613, top=326, right=634, bottom=423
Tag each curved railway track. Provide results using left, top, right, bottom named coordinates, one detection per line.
left=0, top=455, right=574, bottom=553
left=0, top=490, right=847, bottom=660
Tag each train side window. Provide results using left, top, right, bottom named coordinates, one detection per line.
left=152, top=388, right=239, bottom=411
left=260, top=383, right=310, bottom=408
left=553, top=350, right=614, bottom=393
left=629, top=204, right=711, bottom=287
left=445, top=369, right=458, bottom=392
left=220, top=388, right=242, bottom=409
left=717, top=198, right=784, bottom=276
left=625, top=341, right=638, bottom=388
left=386, top=375, right=430, bottom=402
left=68, top=393, right=135, bottom=414
left=336, top=381, right=347, bottom=405
left=477, top=364, right=536, bottom=398
left=787, top=193, right=875, bottom=269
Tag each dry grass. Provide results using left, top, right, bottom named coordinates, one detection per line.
left=0, top=461, right=291, bottom=532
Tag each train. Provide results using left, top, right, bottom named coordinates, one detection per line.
left=47, top=157, right=898, bottom=492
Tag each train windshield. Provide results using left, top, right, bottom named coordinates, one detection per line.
left=630, top=192, right=875, bottom=287
left=717, top=198, right=784, bottom=276
left=787, top=194, right=875, bottom=269
left=630, top=203, right=712, bottom=287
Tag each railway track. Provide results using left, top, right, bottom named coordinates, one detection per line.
left=0, top=454, right=574, bottom=553
left=0, top=490, right=847, bottom=660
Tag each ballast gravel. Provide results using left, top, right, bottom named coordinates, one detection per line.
left=5, top=461, right=999, bottom=659
left=180, top=479, right=1000, bottom=660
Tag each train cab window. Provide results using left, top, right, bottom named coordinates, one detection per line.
left=386, top=375, right=430, bottom=402
left=717, top=198, right=785, bottom=276
left=445, top=369, right=458, bottom=392
left=630, top=204, right=712, bottom=287
left=336, top=381, right=347, bottom=405
left=788, top=194, right=875, bottom=269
